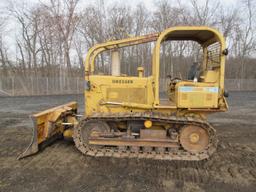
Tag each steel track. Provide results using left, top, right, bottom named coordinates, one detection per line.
left=73, top=112, right=217, bottom=161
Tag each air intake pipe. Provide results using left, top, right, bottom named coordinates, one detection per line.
left=111, top=50, right=120, bottom=76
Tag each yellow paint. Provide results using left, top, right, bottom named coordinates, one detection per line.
left=63, top=129, right=73, bottom=138
left=137, top=67, right=144, bottom=77
left=32, top=102, right=77, bottom=144
left=85, top=75, right=155, bottom=115
left=190, top=133, right=200, bottom=143
left=175, top=81, right=219, bottom=108
left=144, top=120, right=153, bottom=128
left=67, top=116, right=79, bottom=126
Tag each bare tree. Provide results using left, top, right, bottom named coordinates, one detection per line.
left=232, top=0, right=256, bottom=87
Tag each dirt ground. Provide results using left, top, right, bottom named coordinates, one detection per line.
left=0, top=92, right=256, bottom=192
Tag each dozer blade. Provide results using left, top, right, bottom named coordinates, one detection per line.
left=18, top=101, right=78, bottom=159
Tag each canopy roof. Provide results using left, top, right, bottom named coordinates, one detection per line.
left=162, top=27, right=221, bottom=45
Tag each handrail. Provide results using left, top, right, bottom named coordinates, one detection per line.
left=84, top=33, right=159, bottom=78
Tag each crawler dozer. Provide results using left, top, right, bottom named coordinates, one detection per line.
left=19, top=26, right=228, bottom=161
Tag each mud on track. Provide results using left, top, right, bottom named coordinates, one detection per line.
left=0, top=92, right=256, bottom=192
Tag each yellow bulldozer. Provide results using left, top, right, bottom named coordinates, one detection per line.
left=19, top=26, right=228, bottom=161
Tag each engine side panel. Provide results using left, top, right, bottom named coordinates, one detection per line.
left=85, top=75, right=155, bottom=115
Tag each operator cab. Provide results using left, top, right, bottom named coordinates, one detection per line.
left=156, top=28, right=226, bottom=109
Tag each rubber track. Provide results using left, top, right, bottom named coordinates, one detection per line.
left=73, top=112, right=217, bottom=161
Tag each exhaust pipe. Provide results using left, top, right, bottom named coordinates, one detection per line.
left=111, top=50, right=120, bottom=76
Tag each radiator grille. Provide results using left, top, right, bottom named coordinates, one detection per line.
left=207, top=42, right=221, bottom=68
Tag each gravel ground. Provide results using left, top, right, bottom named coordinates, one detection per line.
left=0, top=92, right=256, bottom=192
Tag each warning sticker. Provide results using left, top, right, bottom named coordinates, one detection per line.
left=179, top=86, right=218, bottom=93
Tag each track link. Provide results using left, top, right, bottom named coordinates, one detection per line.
left=73, top=112, right=217, bottom=161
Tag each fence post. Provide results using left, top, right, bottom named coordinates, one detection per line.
left=76, top=77, right=79, bottom=94
left=239, top=79, right=242, bottom=91
left=30, top=76, right=33, bottom=95
left=12, top=76, right=14, bottom=96
left=0, top=77, right=2, bottom=90
left=46, top=77, right=49, bottom=95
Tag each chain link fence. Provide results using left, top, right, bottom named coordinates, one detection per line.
left=0, top=76, right=255, bottom=96
left=0, top=76, right=84, bottom=96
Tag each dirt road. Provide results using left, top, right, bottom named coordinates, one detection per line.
left=0, top=92, right=256, bottom=192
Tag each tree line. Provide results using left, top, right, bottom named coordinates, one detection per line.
left=0, top=0, right=255, bottom=83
